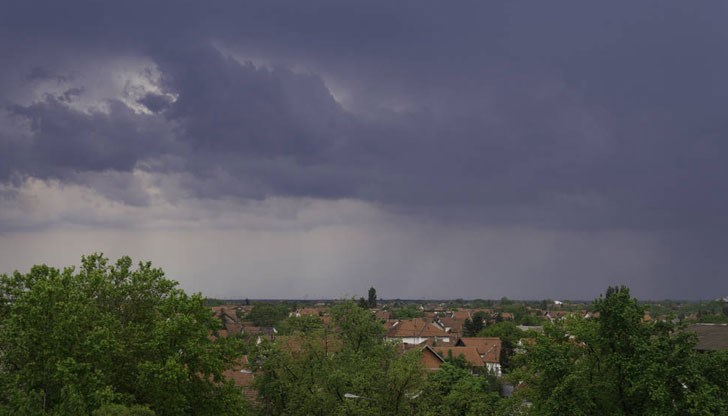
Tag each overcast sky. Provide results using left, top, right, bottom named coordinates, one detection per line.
left=1, top=1, right=727, bottom=300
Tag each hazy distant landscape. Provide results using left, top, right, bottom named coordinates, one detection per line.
left=2, top=255, right=728, bottom=415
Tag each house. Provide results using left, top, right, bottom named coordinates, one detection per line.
left=436, top=317, right=464, bottom=336
left=451, top=310, right=472, bottom=321
left=497, top=312, right=514, bottom=321
left=386, top=318, right=451, bottom=345
left=221, top=355, right=257, bottom=401
left=421, top=345, right=446, bottom=371
left=290, top=307, right=326, bottom=318
left=420, top=345, right=492, bottom=374
left=239, top=325, right=277, bottom=344
left=543, top=310, right=573, bottom=321
left=455, top=337, right=502, bottom=376
left=688, top=323, right=728, bottom=351
left=374, top=310, right=391, bottom=320
left=223, top=322, right=244, bottom=336
left=211, top=305, right=241, bottom=324
left=434, top=346, right=486, bottom=369
left=418, top=336, right=457, bottom=349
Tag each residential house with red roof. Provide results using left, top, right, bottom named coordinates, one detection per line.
left=455, top=337, right=502, bottom=376
left=385, top=318, right=451, bottom=345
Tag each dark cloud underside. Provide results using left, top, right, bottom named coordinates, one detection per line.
left=1, top=1, right=727, bottom=298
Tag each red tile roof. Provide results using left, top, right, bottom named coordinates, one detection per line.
left=452, top=310, right=471, bottom=320
left=221, top=356, right=256, bottom=400
left=438, top=317, right=464, bottom=334
left=456, top=337, right=502, bottom=363
left=386, top=318, right=449, bottom=338
left=434, top=346, right=485, bottom=367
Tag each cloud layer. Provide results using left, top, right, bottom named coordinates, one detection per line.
left=1, top=1, right=727, bottom=298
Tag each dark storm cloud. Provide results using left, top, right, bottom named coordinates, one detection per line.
left=3, top=96, right=175, bottom=205
left=8, top=98, right=168, bottom=174
left=137, top=93, right=172, bottom=114
left=1, top=0, right=728, bottom=231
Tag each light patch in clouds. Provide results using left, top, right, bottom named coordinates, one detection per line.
left=0, top=174, right=393, bottom=233
left=19, top=55, right=174, bottom=116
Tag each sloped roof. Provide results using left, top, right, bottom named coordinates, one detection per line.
left=688, top=324, right=728, bottom=351
left=421, top=345, right=445, bottom=370
left=224, top=322, right=244, bottom=334
left=419, top=337, right=457, bottom=348
left=221, top=355, right=256, bottom=400
left=438, top=317, right=464, bottom=334
left=386, top=318, right=449, bottom=338
left=374, top=310, right=392, bottom=320
left=434, top=346, right=485, bottom=367
left=212, top=306, right=240, bottom=323
left=451, top=310, right=471, bottom=320
left=456, top=337, right=502, bottom=363
left=295, top=307, right=324, bottom=317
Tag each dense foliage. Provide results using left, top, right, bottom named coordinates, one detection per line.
left=253, top=302, right=424, bottom=416
left=245, top=302, right=290, bottom=327
left=0, top=254, right=249, bottom=416
left=511, top=286, right=728, bottom=415
left=2, top=256, right=727, bottom=415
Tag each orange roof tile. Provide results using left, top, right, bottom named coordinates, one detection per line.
left=434, top=346, right=485, bottom=367
left=452, top=310, right=471, bottom=320
left=438, top=317, right=464, bottom=334
left=221, top=356, right=256, bottom=400
left=456, top=337, right=502, bottom=363
left=386, top=318, right=449, bottom=338
left=375, top=310, right=392, bottom=320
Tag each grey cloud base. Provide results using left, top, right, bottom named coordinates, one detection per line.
left=0, top=1, right=727, bottom=299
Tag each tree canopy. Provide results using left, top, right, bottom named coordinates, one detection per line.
left=0, top=254, right=249, bottom=416
left=246, top=302, right=290, bottom=328
left=511, top=285, right=728, bottom=415
left=3, top=255, right=727, bottom=416
left=253, top=301, right=424, bottom=416
left=368, top=287, right=377, bottom=309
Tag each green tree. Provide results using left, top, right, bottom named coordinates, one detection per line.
left=246, top=302, right=290, bottom=327
left=513, top=285, right=727, bottom=415
left=391, top=306, right=423, bottom=319
left=0, top=254, right=249, bottom=416
left=368, top=287, right=378, bottom=309
left=92, top=404, right=155, bottom=416
left=277, top=314, right=324, bottom=335
left=477, top=321, right=526, bottom=370
left=463, top=312, right=487, bottom=336
left=420, top=362, right=500, bottom=416
left=253, top=301, right=425, bottom=416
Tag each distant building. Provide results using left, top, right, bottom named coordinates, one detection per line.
left=455, top=337, right=502, bottom=376
left=688, top=323, right=728, bottom=352
left=386, top=318, right=451, bottom=345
